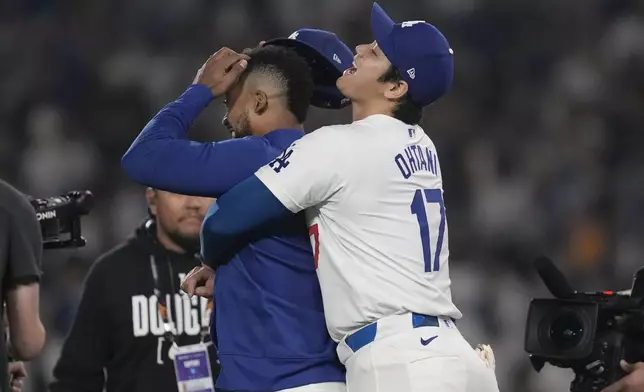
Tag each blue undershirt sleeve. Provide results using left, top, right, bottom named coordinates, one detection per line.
left=122, top=84, right=269, bottom=197
left=200, top=175, right=292, bottom=268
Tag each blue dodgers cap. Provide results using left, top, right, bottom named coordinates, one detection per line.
left=371, top=3, right=454, bottom=107
left=264, top=28, right=354, bottom=109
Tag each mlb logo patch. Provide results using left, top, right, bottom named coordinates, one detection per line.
left=408, top=128, right=415, bottom=137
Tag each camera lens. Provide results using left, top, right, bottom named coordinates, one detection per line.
left=548, top=312, right=584, bottom=350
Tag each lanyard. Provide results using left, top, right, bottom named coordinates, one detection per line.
left=149, top=254, right=213, bottom=343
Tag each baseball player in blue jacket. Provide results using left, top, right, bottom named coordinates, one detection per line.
left=122, top=30, right=353, bottom=392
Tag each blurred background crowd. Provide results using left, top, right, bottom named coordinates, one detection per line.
left=2, top=0, right=644, bottom=391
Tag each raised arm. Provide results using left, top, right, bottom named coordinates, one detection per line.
left=122, top=83, right=275, bottom=197
left=122, top=49, right=259, bottom=197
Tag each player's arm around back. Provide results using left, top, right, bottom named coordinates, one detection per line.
left=2, top=190, right=45, bottom=360
left=200, top=126, right=346, bottom=267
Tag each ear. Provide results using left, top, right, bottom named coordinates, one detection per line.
left=384, top=79, right=409, bottom=101
left=254, top=90, right=269, bottom=115
left=145, top=187, right=158, bottom=217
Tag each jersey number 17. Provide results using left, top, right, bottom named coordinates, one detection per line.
left=410, top=189, right=446, bottom=272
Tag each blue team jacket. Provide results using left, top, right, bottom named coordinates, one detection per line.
left=122, top=85, right=344, bottom=391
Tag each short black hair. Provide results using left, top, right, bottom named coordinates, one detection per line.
left=378, top=65, right=423, bottom=125
left=245, top=46, right=314, bottom=123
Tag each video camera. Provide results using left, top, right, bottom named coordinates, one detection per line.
left=524, top=256, right=644, bottom=392
left=29, top=190, right=94, bottom=249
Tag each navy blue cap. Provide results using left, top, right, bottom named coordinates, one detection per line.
left=371, top=3, right=454, bottom=107
left=264, top=28, right=353, bottom=109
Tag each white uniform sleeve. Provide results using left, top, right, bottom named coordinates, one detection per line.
left=255, top=127, right=345, bottom=213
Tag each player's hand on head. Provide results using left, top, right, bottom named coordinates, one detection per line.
left=193, top=47, right=250, bottom=97
left=181, top=265, right=215, bottom=298
left=601, top=361, right=644, bottom=392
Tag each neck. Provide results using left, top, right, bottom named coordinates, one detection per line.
left=252, top=110, right=303, bottom=136
left=155, top=225, right=186, bottom=254
left=351, top=100, right=394, bottom=122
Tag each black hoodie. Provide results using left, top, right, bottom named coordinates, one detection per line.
left=50, top=220, right=219, bottom=392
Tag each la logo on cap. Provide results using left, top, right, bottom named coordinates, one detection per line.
left=407, top=68, right=416, bottom=79
left=333, top=53, right=341, bottom=64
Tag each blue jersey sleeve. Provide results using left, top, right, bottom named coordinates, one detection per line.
left=121, top=84, right=271, bottom=197
left=200, top=175, right=292, bottom=268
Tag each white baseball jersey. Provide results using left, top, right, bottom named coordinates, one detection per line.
left=255, top=114, right=462, bottom=342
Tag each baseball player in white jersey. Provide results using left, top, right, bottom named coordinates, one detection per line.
left=186, top=3, right=500, bottom=391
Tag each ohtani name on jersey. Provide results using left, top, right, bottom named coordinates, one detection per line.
left=394, top=145, right=439, bottom=179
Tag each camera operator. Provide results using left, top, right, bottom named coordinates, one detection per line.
left=0, top=179, right=46, bottom=391
left=50, top=188, right=218, bottom=392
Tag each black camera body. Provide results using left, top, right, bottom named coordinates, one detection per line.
left=524, top=257, right=644, bottom=392
left=30, top=190, right=93, bottom=249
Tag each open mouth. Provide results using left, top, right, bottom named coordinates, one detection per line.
left=343, top=63, right=357, bottom=76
